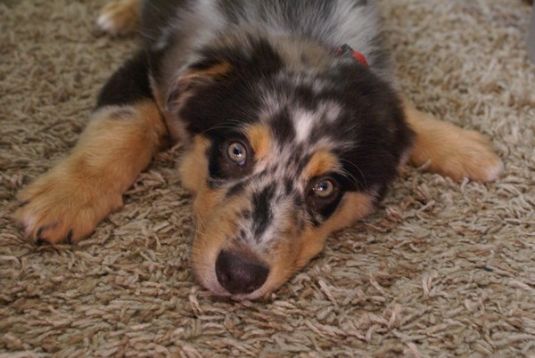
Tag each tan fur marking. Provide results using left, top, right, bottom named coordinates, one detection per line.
left=178, top=135, right=211, bottom=194
left=181, top=140, right=253, bottom=296
left=14, top=100, right=166, bottom=243
left=245, top=124, right=272, bottom=161
left=316, top=192, right=374, bottom=238
left=178, top=134, right=240, bottom=233
left=404, top=101, right=503, bottom=182
left=296, top=192, right=374, bottom=267
left=303, top=150, right=341, bottom=180
left=97, top=0, right=140, bottom=35
left=178, top=134, right=237, bottom=227
left=191, top=198, right=241, bottom=297
left=263, top=192, right=375, bottom=298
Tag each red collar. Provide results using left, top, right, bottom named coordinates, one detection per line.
left=336, top=44, right=368, bottom=67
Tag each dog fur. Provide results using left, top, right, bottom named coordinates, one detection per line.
left=14, top=0, right=503, bottom=300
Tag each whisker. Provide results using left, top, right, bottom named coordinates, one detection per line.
left=339, top=159, right=368, bottom=189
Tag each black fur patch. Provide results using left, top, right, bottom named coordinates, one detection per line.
left=252, top=184, right=276, bottom=240
left=332, top=63, right=414, bottom=193
left=96, top=51, right=153, bottom=108
left=140, top=0, right=191, bottom=47
left=270, top=108, right=296, bottom=145
left=178, top=38, right=283, bottom=135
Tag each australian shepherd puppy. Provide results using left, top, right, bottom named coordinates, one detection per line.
left=15, top=0, right=503, bottom=300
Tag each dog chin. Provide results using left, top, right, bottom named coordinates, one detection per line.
left=196, top=269, right=272, bottom=301
left=195, top=273, right=230, bottom=297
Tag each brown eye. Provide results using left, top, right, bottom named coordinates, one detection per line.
left=311, top=178, right=335, bottom=198
left=306, top=176, right=343, bottom=220
left=227, top=141, right=247, bottom=165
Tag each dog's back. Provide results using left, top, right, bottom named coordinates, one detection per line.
left=140, top=0, right=391, bottom=79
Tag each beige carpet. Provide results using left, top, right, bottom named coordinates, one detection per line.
left=1, top=0, right=534, bottom=356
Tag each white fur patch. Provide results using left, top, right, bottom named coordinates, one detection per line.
left=293, top=109, right=316, bottom=143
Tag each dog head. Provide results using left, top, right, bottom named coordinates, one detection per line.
left=165, top=35, right=413, bottom=299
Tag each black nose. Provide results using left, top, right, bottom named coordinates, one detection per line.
left=215, top=250, right=269, bottom=295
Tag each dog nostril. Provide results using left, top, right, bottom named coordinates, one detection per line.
left=215, top=250, right=269, bottom=295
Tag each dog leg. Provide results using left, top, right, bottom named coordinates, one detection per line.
left=14, top=53, right=167, bottom=244
left=97, top=0, right=140, bottom=35
left=404, top=102, right=503, bottom=182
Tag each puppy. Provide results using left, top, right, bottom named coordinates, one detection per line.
left=15, top=0, right=503, bottom=300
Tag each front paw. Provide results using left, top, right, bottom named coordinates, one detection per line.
left=13, top=168, right=123, bottom=244
left=97, top=0, right=139, bottom=35
left=432, top=129, right=503, bottom=182
left=411, top=124, right=503, bottom=183
left=404, top=103, right=504, bottom=183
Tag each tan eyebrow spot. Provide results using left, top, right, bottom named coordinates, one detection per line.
left=244, top=124, right=272, bottom=161
left=303, top=150, right=340, bottom=179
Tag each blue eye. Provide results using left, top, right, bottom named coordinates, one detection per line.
left=227, top=142, right=247, bottom=165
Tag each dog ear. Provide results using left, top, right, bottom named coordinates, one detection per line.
left=166, top=60, right=233, bottom=112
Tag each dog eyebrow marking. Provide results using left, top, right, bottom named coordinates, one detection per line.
left=302, top=150, right=340, bottom=180
left=245, top=123, right=272, bottom=161
left=252, top=184, right=276, bottom=241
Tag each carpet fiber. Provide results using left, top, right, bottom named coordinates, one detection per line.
left=1, top=0, right=534, bottom=356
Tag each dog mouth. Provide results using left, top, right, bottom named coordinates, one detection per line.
left=195, top=272, right=272, bottom=301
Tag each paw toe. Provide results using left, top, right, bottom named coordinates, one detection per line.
left=96, top=12, right=115, bottom=33
left=477, top=155, right=504, bottom=182
left=462, top=133, right=503, bottom=182
left=15, top=202, right=87, bottom=245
